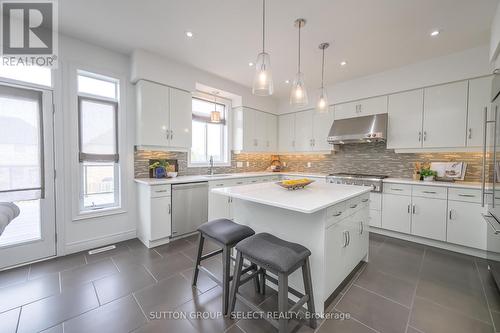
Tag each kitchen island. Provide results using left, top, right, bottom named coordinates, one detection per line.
left=212, top=181, right=371, bottom=312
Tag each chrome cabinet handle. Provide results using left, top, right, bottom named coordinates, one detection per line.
left=422, top=191, right=437, bottom=194
left=350, top=204, right=358, bottom=209
left=391, top=188, right=404, bottom=191
left=168, top=203, right=171, bottom=214
left=155, top=190, right=168, bottom=193
left=468, top=128, right=472, bottom=139
left=418, top=131, right=422, bottom=142
left=347, top=231, right=350, bottom=246
left=360, top=221, right=364, bottom=235
left=332, top=211, right=342, bottom=217
left=342, top=231, right=348, bottom=247
left=408, top=204, right=411, bottom=214
left=458, top=194, right=475, bottom=198
left=412, top=204, right=416, bottom=214
left=423, top=131, right=427, bottom=141
left=361, top=198, right=369, bottom=202
left=171, top=130, right=174, bottom=140
left=449, top=209, right=453, bottom=220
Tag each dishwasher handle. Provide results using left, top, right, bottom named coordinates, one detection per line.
left=172, top=182, right=208, bottom=190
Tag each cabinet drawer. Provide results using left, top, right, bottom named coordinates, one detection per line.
left=448, top=188, right=481, bottom=203
left=210, top=181, right=229, bottom=188
left=383, top=183, right=412, bottom=196
left=150, top=185, right=171, bottom=198
left=326, top=202, right=347, bottom=228
left=412, top=185, right=447, bottom=199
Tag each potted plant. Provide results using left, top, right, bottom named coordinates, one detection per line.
left=166, top=164, right=178, bottom=178
left=149, top=161, right=170, bottom=179
left=420, top=168, right=437, bottom=182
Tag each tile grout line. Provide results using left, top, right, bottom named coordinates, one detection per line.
left=474, top=259, right=498, bottom=331
left=14, top=306, right=21, bottom=333
left=351, top=283, right=411, bottom=309
left=408, top=324, right=426, bottom=333
left=91, top=281, right=102, bottom=306
left=404, top=246, right=426, bottom=333
left=131, top=292, right=149, bottom=322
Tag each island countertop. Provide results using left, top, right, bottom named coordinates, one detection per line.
left=211, top=181, right=371, bottom=214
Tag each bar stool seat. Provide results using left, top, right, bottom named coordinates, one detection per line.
left=192, top=219, right=259, bottom=315
left=229, top=233, right=316, bottom=333
left=198, top=218, right=255, bottom=246
left=235, top=233, right=311, bottom=273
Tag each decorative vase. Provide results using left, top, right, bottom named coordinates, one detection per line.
left=154, top=167, right=166, bottom=178
left=423, top=176, right=434, bottom=182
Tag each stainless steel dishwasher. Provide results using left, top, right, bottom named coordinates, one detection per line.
left=171, top=182, right=208, bottom=236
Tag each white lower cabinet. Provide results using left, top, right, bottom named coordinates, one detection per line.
left=447, top=200, right=487, bottom=250
left=208, top=181, right=232, bottom=220
left=369, top=193, right=382, bottom=227
left=137, top=184, right=172, bottom=248
left=411, top=196, right=447, bottom=241
left=382, top=193, right=411, bottom=233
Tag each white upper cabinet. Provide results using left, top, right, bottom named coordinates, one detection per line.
left=334, top=96, right=388, bottom=120
left=279, top=113, right=296, bottom=152
left=294, top=110, right=314, bottom=151
left=233, top=107, right=278, bottom=153
left=422, top=81, right=468, bottom=148
left=136, top=80, right=169, bottom=147
left=312, top=108, right=334, bottom=151
left=387, top=89, right=424, bottom=149
left=136, top=80, right=192, bottom=150
left=169, top=87, right=192, bottom=149
left=467, top=76, right=493, bottom=147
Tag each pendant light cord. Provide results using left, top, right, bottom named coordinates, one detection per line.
left=321, top=47, right=325, bottom=89
left=262, top=0, right=265, bottom=53
left=298, top=23, right=301, bottom=73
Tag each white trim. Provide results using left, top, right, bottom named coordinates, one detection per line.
left=369, top=226, right=488, bottom=258
left=72, top=208, right=127, bottom=222
left=64, top=229, right=136, bottom=254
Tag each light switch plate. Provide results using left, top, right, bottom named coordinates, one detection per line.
left=307, top=162, right=311, bottom=168
left=236, top=161, right=243, bottom=168
left=246, top=161, right=250, bottom=167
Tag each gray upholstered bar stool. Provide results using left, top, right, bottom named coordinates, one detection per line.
left=229, top=233, right=316, bottom=333
left=192, top=218, right=259, bottom=315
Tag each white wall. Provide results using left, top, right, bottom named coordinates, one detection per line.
left=278, top=45, right=494, bottom=114
left=55, top=35, right=137, bottom=254
left=131, top=49, right=279, bottom=114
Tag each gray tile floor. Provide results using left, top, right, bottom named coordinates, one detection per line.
left=0, top=233, right=499, bottom=333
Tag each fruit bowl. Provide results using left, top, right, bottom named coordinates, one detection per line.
left=276, top=178, right=315, bottom=190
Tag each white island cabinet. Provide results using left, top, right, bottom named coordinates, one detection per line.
left=212, top=182, right=371, bottom=311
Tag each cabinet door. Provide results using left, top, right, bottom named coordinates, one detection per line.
left=411, top=197, right=447, bottom=241
left=136, top=80, right=169, bottom=146
left=468, top=76, right=493, bottom=147
left=423, top=81, right=468, bottom=148
left=350, top=209, right=369, bottom=263
left=278, top=113, right=296, bottom=152
left=381, top=194, right=411, bottom=233
left=312, top=108, right=334, bottom=151
left=208, top=183, right=230, bottom=220
left=333, top=101, right=357, bottom=120
left=387, top=89, right=424, bottom=149
left=169, top=88, right=192, bottom=149
left=150, top=196, right=172, bottom=240
left=242, top=108, right=257, bottom=152
left=294, top=110, right=314, bottom=151
left=254, top=110, right=268, bottom=151
left=325, top=220, right=349, bottom=296
left=447, top=201, right=487, bottom=250
left=266, top=113, right=278, bottom=152
left=359, top=96, right=388, bottom=117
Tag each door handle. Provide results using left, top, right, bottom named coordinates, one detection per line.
left=342, top=231, right=348, bottom=247
left=412, top=204, right=416, bottom=214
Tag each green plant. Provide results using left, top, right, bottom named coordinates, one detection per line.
left=149, top=160, right=170, bottom=170
left=420, top=168, right=437, bottom=178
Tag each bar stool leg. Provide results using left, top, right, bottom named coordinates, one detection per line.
left=260, top=268, right=266, bottom=295
left=278, top=273, right=289, bottom=333
left=302, top=258, right=317, bottom=329
left=192, top=233, right=205, bottom=286
left=222, top=245, right=231, bottom=315
left=229, top=251, right=244, bottom=316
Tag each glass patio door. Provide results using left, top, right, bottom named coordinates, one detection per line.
left=0, top=83, right=56, bottom=269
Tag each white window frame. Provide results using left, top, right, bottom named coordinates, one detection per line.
left=76, top=70, right=121, bottom=214
left=188, top=92, right=231, bottom=167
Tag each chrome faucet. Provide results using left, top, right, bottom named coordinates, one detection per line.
left=209, top=155, right=214, bottom=175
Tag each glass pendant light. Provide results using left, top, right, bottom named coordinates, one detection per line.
left=210, top=92, right=221, bottom=123
left=316, top=42, right=330, bottom=113
left=252, top=0, right=273, bottom=96
left=290, top=18, right=308, bottom=106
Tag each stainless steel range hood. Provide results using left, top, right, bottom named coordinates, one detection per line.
left=327, top=113, right=388, bottom=145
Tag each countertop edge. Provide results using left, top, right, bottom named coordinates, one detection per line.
left=383, top=178, right=488, bottom=189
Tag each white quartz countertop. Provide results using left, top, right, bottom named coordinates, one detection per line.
left=134, top=172, right=328, bottom=185
left=384, top=178, right=491, bottom=189
left=211, top=181, right=371, bottom=214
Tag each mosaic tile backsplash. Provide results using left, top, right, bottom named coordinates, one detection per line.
left=135, top=142, right=488, bottom=182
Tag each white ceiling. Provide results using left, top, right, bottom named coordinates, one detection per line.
left=59, top=0, right=498, bottom=99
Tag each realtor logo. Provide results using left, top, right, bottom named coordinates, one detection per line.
left=1, top=0, right=58, bottom=67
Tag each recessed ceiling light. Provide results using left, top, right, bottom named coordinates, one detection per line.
left=340, top=61, right=347, bottom=66
left=248, top=62, right=254, bottom=67
left=285, top=80, right=290, bottom=84
left=186, top=31, right=194, bottom=38
left=430, top=30, right=440, bottom=37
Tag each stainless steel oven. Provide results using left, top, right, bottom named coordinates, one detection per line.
left=483, top=72, right=500, bottom=290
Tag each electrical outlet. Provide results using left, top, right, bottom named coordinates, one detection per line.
left=246, top=161, right=250, bottom=167
left=307, top=162, right=311, bottom=168
left=236, top=161, right=243, bottom=168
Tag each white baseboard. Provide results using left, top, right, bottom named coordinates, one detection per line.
left=369, top=227, right=488, bottom=259
left=64, top=229, right=137, bottom=255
